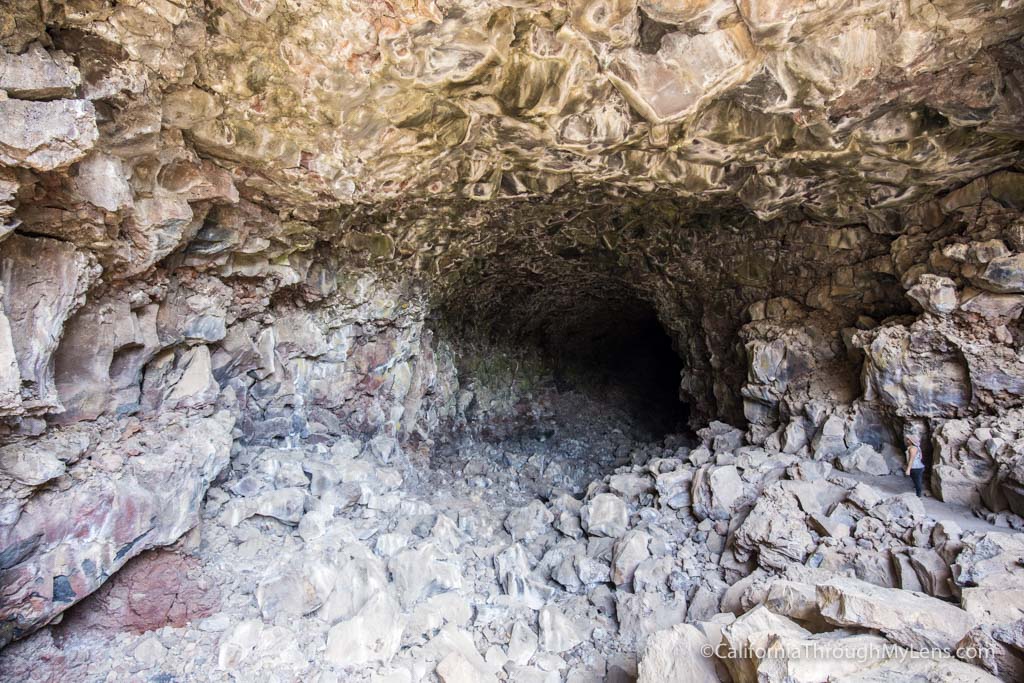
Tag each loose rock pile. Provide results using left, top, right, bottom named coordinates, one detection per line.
left=2, top=390, right=1021, bottom=682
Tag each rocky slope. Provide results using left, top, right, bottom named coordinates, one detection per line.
left=0, top=0, right=1023, bottom=680
left=2, top=397, right=1023, bottom=682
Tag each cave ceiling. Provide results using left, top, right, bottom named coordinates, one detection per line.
left=20, top=0, right=1020, bottom=216
left=3, top=0, right=1024, bottom=337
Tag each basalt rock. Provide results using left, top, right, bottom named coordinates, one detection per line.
left=0, top=0, right=1021, bottom=670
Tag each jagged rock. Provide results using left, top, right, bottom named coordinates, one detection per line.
left=508, top=620, right=539, bottom=667
left=720, top=606, right=811, bottom=683
left=0, top=428, right=87, bottom=487
left=615, top=590, right=688, bottom=648
left=255, top=561, right=335, bottom=620
left=495, top=543, right=554, bottom=610
left=636, top=623, right=718, bottom=683
left=907, top=548, right=954, bottom=599
left=325, top=593, right=404, bottom=667
left=691, top=464, right=744, bottom=521
left=580, top=493, right=628, bottom=538
left=756, top=630, right=896, bottom=683
left=389, top=543, right=462, bottom=608
left=611, top=530, right=650, bottom=587
left=835, top=653, right=1002, bottom=682
left=505, top=500, right=554, bottom=542
left=608, top=472, right=654, bottom=500
left=655, top=467, right=693, bottom=509
left=763, top=580, right=823, bottom=626
left=538, top=606, right=583, bottom=654
left=0, top=44, right=80, bottom=99
left=733, top=485, right=816, bottom=570
left=317, top=551, right=389, bottom=625
left=961, top=588, right=1024, bottom=631
left=977, top=254, right=1024, bottom=294
left=217, top=619, right=264, bottom=671
left=0, top=235, right=99, bottom=416
left=953, top=533, right=1024, bottom=592
left=836, top=444, right=891, bottom=476
left=437, top=651, right=497, bottom=683
left=957, top=625, right=1024, bottom=682
left=816, top=576, right=976, bottom=651
left=908, top=274, right=959, bottom=315
left=0, top=98, right=97, bottom=171
left=0, top=411, right=234, bottom=648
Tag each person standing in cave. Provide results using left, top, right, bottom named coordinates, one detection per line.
left=904, top=435, right=926, bottom=497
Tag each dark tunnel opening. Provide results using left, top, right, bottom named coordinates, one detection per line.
left=436, top=266, right=692, bottom=444
left=545, top=305, right=690, bottom=439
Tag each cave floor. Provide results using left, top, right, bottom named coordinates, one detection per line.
left=0, top=390, right=691, bottom=682
left=0, top=390, right=1017, bottom=682
left=840, top=472, right=1012, bottom=536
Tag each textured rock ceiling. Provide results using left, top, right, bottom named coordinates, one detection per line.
left=11, top=0, right=1021, bottom=219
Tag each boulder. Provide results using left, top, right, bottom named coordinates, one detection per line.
left=977, top=254, right=1024, bottom=294
left=816, top=576, right=975, bottom=651
left=719, top=605, right=810, bottom=683
left=0, top=98, right=97, bottom=171
left=495, top=543, right=555, bottom=610
left=636, top=623, right=718, bottom=683
left=833, top=652, right=1002, bottom=682
left=437, top=651, right=497, bottom=683
left=505, top=500, right=554, bottom=542
left=580, top=493, right=628, bottom=537
left=255, top=561, right=336, bottom=620
left=957, top=625, right=1024, bottom=682
left=0, top=44, right=80, bottom=99
left=615, top=590, right=688, bottom=648
left=611, top=530, right=651, bottom=587
left=325, top=593, right=404, bottom=667
left=836, top=444, right=891, bottom=476
left=538, top=605, right=583, bottom=653
left=389, top=543, right=462, bottom=608
left=655, top=468, right=693, bottom=508
left=692, top=464, right=744, bottom=521
left=953, top=533, right=1024, bottom=592
left=733, top=486, right=816, bottom=570
left=907, top=274, right=958, bottom=315
left=755, top=631, right=895, bottom=683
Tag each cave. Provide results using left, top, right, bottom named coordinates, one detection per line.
left=2, top=2, right=1024, bottom=681
left=434, top=246, right=691, bottom=441
left=543, top=306, right=689, bottom=438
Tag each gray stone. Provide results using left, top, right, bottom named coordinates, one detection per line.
left=0, top=44, right=80, bottom=99
left=580, top=493, right=628, bottom=538
left=325, top=593, right=405, bottom=667
left=816, top=576, right=976, bottom=651
left=611, top=530, right=651, bottom=587
left=691, top=464, right=744, bottom=521
left=0, top=98, right=97, bottom=171
left=539, top=605, right=583, bottom=653
left=907, top=274, right=959, bottom=315
left=505, top=500, right=554, bottom=542
left=637, top=623, right=718, bottom=683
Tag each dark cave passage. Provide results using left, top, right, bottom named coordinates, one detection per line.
left=547, top=306, right=689, bottom=438
left=437, top=263, right=691, bottom=442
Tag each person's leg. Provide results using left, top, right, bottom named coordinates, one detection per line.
left=910, top=468, right=924, bottom=497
